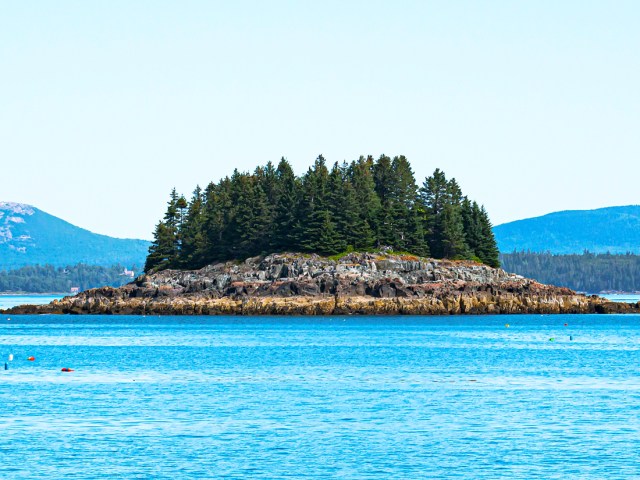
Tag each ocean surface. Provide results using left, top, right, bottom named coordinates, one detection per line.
left=0, top=294, right=65, bottom=310
left=1, top=314, right=639, bottom=479
left=600, top=293, right=640, bottom=303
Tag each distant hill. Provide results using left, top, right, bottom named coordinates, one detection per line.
left=493, top=205, right=640, bottom=254
left=0, top=202, right=150, bottom=270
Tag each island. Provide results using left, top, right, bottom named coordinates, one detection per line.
left=4, top=251, right=637, bottom=315
left=4, top=155, right=639, bottom=315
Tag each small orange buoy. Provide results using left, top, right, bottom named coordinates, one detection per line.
left=27, top=356, right=35, bottom=361
left=61, top=368, right=74, bottom=372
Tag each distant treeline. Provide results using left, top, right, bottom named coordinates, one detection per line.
left=145, top=155, right=500, bottom=272
left=0, top=264, right=138, bottom=293
left=500, top=251, right=640, bottom=293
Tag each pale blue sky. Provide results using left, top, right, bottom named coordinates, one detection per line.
left=1, top=1, right=638, bottom=239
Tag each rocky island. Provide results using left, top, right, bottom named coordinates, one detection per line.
left=4, top=252, right=637, bottom=315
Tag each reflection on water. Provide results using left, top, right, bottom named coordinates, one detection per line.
left=1, top=314, right=639, bottom=479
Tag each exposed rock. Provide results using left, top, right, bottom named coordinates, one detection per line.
left=3, top=252, right=639, bottom=315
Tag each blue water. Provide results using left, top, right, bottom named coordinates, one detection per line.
left=600, top=293, right=640, bottom=303
left=0, top=295, right=65, bottom=310
left=1, top=314, right=639, bottom=479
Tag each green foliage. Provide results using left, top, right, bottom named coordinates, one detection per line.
left=420, top=169, right=498, bottom=267
left=145, top=155, right=500, bottom=271
left=328, top=245, right=357, bottom=261
left=0, top=263, right=137, bottom=293
left=501, top=251, right=640, bottom=293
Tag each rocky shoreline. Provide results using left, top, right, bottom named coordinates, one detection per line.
left=3, top=252, right=639, bottom=315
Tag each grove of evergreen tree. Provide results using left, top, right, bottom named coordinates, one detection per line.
left=0, top=264, right=139, bottom=293
left=145, top=155, right=500, bottom=272
left=500, top=251, right=640, bottom=293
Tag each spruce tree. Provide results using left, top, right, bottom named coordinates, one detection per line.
left=201, top=178, right=234, bottom=262
left=373, top=155, right=395, bottom=246
left=461, top=198, right=480, bottom=260
left=389, top=155, right=427, bottom=253
left=254, top=163, right=277, bottom=250
left=406, top=203, right=430, bottom=257
left=348, top=157, right=379, bottom=250
left=272, top=158, right=299, bottom=252
left=441, top=202, right=469, bottom=259
left=145, top=222, right=175, bottom=272
left=476, top=206, right=500, bottom=267
left=144, top=189, right=181, bottom=272
left=144, top=154, right=500, bottom=269
left=419, top=169, right=449, bottom=258
left=296, top=156, right=342, bottom=253
left=179, top=186, right=206, bottom=268
left=327, top=162, right=350, bottom=251
left=226, top=172, right=272, bottom=258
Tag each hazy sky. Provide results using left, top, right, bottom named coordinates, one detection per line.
left=1, top=1, right=638, bottom=240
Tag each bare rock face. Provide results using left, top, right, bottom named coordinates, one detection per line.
left=4, top=252, right=638, bottom=315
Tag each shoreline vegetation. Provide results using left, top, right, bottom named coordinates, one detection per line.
left=0, top=263, right=137, bottom=294
left=500, top=251, right=640, bottom=294
left=4, top=251, right=638, bottom=316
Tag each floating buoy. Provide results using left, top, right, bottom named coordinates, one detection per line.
left=570, top=335, right=573, bottom=341
left=61, top=368, right=74, bottom=372
left=27, top=356, right=35, bottom=361
left=8, top=354, right=13, bottom=362
left=549, top=338, right=555, bottom=342
left=564, top=323, right=568, bottom=327
left=505, top=324, right=510, bottom=328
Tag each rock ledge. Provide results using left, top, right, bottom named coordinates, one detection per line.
left=4, top=252, right=638, bottom=315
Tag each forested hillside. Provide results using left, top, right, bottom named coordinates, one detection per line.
left=0, top=202, right=149, bottom=270
left=145, top=155, right=500, bottom=272
left=500, top=251, right=640, bottom=293
left=0, top=264, right=137, bottom=293
left=494, top=205, right=640, bottom=254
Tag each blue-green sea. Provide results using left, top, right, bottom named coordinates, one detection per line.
left=1, top=314, right=639, bottom=479
left=0, top=294, right=65, bottom=310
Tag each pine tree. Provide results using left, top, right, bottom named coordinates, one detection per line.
left=272, top=158, right=299, bottom=252
left=225, top=171, right=272, bottom=258
left=144, top=155, right=500, bottom=269
left=390, top=155, right=427, bottom=253
left=373, top=155, right=395, bottom=246
left=327, top=162, right=351, bottom=251
left=144, top=189, right=181, bottom=272
left=348, top=157, right=379, bottom=249
left=179, top=186, right=206, bottom=268
left=441, top=202, right=469, bottom=259
left=460, top=199, right=477, bottom=258
left=419, top=169, right=449, bottom=258
left=476, top=206, right=500, bottom=267
left=201, top=178, right=233, bottom=262
left=296, top=156, right=342, bottom=253
left=316, top=209, right=345, bottom=254
left=254, top=162, right=277, bottom=250
left=145, top=222, right=172, bottom=272
left=406, top=203, right=430, bottom=257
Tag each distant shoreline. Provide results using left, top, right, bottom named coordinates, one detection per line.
left=0, top=292, right=68, bottom=296
left=4, top=252, right=639, bottom=316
